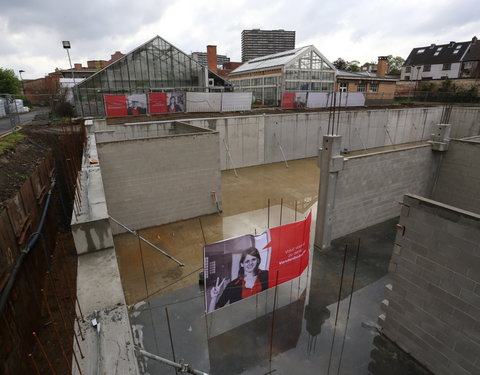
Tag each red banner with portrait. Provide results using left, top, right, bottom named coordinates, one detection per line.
left=204, top=212, right=311, bottom=312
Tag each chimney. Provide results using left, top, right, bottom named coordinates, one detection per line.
left=448, top=41, right=455, bottom=48
left=74, top=63, right=82, bottom=70
left=472, top=36, right=478, bottom=44
left=207, top=45, right=218, bottom=73
left=377, top=56, right=388, bottom=78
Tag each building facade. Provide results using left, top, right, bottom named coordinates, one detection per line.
left=336, top=56, right=398, bottom=104
left=229, top=45, right=335, bottom=106
left=400, top=37, right=479, bottom=81
left=191, top=51, right=230, bottom=67
left=241, top=29, right=295, bottom=62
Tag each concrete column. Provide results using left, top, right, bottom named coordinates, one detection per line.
left=429, top=123, right=451, bottom=151
left=314, top=135, right=344, bottom=250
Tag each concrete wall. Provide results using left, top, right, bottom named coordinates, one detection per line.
left=191, top=107, right=444, bottom=168
left=97, top=132, right=221, bottom=234
left=71, top=135, right=114, bottom=254
left=431, top=138, right=480, bottom=214
left=331, top=145, right=438, bottom=240
left=448, top=107, right=480, bottom=139
left=380, top=194, right=480, bottom=375
left=92, top=106, right=480, bottom=172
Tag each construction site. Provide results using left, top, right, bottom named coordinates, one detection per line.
left=3, top=101, right=479, bottom=375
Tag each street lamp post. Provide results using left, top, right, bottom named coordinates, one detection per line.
left=19, top=70, right=25, bottom=95
left=62, top=41, right=83, bottom=116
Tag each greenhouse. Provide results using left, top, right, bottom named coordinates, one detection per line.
left=228, top=45, right=336, bottom=106
left=75, top=36, right=230, bottom=116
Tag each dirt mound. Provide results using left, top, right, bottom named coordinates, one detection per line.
left=0, top=124, right=65, bottom=208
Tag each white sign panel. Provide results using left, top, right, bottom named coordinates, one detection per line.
left=186, top=92, right=222, bottom=112
left=221, top=92, right=252, bottom=112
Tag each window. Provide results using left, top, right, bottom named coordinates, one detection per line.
left=357, top=82, right=366, bottom=92
left=442, top=63, right=451, bottom=71
left=423, top=65, right=431, bottom=72
left=405, top=66, right=411, bottom=73
left=339, top=82, right=348, bottom=92
left=370, top=83, right=378, bottom=92
left=417, top=49, right=425, bottom=54
left=405, top=75, right=410, bottom=81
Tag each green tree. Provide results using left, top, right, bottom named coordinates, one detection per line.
left=386, top=55, right=405, bottom=75
left=346, top=60, right=360, bottom=72
left=0, top=68, right=22, bottom=94
left=333, top=58, right=347, bottom=70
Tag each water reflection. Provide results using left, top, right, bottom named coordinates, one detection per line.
left=130, top=218, right=401, bottom=374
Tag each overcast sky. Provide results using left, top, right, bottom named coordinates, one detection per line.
left=1, top=0, right=478, bottom=79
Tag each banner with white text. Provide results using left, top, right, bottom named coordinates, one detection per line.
left=204, top=212, right=311, bottom=313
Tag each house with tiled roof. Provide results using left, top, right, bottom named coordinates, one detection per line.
left=336, top=56, right=398, bottom=104
left=400, top=36, right=479, bottom=81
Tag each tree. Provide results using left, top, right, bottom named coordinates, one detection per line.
left=333, top=58, right=347, bottom=70
left=386, top=55, right=405, bottom=75
left=346, top=60, right=360, bottom=72
left=0, top=68, right=22, bottom=94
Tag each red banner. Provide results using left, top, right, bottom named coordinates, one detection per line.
left=281, top=92, right=295, bottom=109
left=104, top=94, right=128, bottom=117
left=267, top=212, right=311, bottom=287
left=204, top=212, right=311, bottom=312
left=148, top=93, right=168, bottom=114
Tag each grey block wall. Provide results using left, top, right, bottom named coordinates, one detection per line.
left=331, top=145, right=438, bottom=240
left=97, top=132, right=221, bottom=234
left=380, top=194, right=480, bottom=375
left=432, top=139, right=480, bottom=215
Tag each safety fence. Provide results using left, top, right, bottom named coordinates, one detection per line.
left=0, top=124, right=86, bottom=375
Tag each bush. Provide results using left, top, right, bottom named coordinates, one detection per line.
left=53, top=101, right=75, bottom=117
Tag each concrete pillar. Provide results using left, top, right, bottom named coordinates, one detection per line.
left=314, top=135, right=344, bottom=250
left=429, top=124, right=451, bottom=151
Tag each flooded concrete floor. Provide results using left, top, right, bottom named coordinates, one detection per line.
left=114, top=157, right=320, bottom=305
left=114, top=142, right=431, bottom=375
left=128, top=219, right=431, bottom=375
left=115, top=141, right=428, bottom=305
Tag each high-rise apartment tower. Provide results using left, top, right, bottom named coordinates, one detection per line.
left=241, top=29, right=296, bottom=62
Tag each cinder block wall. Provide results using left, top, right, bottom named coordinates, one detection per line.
left=97, top=133, right=221, bottom=234
left=380, top=194, right=480, bottom=375
left=331, top=145, right=438, bottom=240
left=431, top=139, right=480, bottom=214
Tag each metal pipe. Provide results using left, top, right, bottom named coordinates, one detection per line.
left=136, top=348, right=209, bottom=375
left=223, top=138, right=238, bottom=177
left=273, top=133, right=289, bottom=168
left=0, top=178, right=56, bottom=318
left=336, top=239, right=361, bottom=375
left=109, top=216, right=185, bottom=266
left=33, top=331, right=56, bottom=375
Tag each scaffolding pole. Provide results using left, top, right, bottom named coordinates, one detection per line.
left=223, top=138, right=238, bottom=177
left=135, top=348, right=209, bottom=375
left=273, top=133, right=289, bottom=168
left=109, top=216, right=185, bottom=266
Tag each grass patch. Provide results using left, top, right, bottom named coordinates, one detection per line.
left=0, top=131, right=26, bottom=153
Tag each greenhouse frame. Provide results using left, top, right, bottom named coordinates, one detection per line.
left=228, top=45, right=336, bottom=106
left=75, top=36, right=230, bottom=116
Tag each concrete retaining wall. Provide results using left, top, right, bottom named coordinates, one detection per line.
left=431, top=138, right=480, bottom=215
left=448, top=107, right=480, bottom=139
left=380, top=194, right=480, bottom=375
left=97, top=132, right=221, bottom=234
left=92, top=106, right=480, bottom=171
left=331, top=145, right=438, bottom=240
